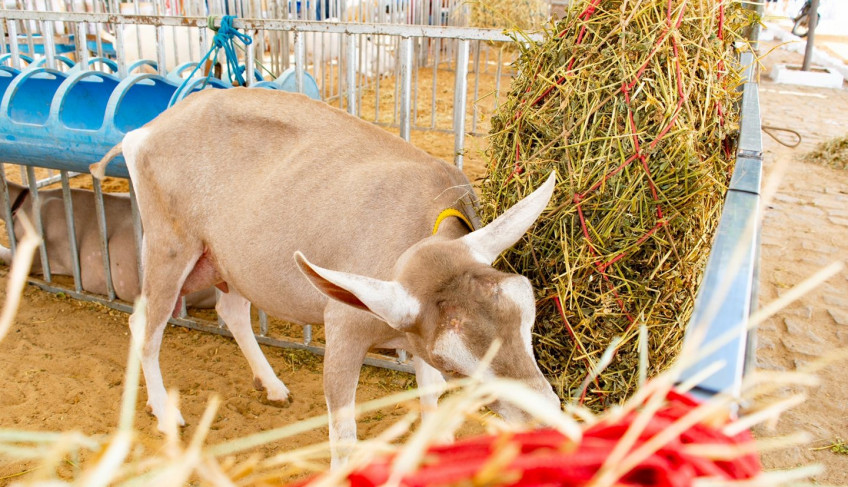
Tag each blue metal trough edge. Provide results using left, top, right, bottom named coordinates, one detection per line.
left=679, top=51, right=763, bottom=401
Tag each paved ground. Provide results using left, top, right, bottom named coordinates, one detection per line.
left=752, top=39, right=848, bottom=485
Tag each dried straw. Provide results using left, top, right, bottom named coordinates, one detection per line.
left=803, top=134, right=848, bottom=170
left=479, top=0, right=754, bottom=408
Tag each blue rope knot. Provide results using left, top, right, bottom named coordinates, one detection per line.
left=172, top=15, right=253, bottom=106
left=211, top=15, right=253, bottom=87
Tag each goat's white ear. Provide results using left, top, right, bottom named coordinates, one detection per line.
left=294, top=251, right=420, bottom=331
left=461, top=171, right=557, bottom=265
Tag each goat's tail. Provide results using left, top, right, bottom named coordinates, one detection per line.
left=89, top=142, right=122, bottom=180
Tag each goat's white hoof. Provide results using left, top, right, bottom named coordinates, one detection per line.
left=254, top=377, right=293, bottom=407
left=146, top=403, right=186, bottom=431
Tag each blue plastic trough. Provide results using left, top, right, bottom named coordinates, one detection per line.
left=0, top=59, right=321, bottom=179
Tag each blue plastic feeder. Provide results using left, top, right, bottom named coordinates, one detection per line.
left=0, top=57, right=322, bottom=179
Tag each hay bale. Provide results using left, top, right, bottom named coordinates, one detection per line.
left=480, top=0, right=753, bottom=408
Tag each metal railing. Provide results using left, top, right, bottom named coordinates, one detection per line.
left=0, top=9, right=541, bottom=373
left=679, top=51, right=762, bottom=400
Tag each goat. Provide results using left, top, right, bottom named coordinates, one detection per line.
left=0, top=180, right=215, bottom=308
left=90, top=88, right=559, bottom=466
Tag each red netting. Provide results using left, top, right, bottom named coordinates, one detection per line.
left=300, top=391, right=761, bottom=486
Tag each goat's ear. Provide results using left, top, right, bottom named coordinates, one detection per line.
left=294, top=251, right=420, bottom=331
left=461, top=171, right=556, bottom=265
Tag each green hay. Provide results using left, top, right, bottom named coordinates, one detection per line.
left=480, top=0, right=753, bottom=409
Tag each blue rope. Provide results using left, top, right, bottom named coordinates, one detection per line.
left=173, top=15, right=253, bottom=104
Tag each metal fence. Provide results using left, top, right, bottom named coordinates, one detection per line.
left=0, top=7, right=544, bottom=373
left=1, top=5, right=761, bottom=396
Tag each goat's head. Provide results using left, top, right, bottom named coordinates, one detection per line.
left=295, top=172, right=560, bottom=418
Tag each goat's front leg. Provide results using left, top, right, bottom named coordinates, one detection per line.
left=323, top=311, right=372, bottom=469
left=412, top=355, right=453, bottom=443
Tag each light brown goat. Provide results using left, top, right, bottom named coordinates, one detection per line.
left=91, top=88, right=559, bottom=466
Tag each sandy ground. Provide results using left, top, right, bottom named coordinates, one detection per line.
left=1, top=37, right=847, bottom=484
left=748, top=40, right=848, bottom=485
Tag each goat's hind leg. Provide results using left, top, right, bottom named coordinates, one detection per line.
left=132, top=236, right=202, bottom=432
left=216, top=290, right=291, bottom=405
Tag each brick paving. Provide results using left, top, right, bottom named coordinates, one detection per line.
left=752, top=40, right=848, bottom=484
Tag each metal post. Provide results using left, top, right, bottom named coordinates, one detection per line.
left=398, top=36, right=413, bottom=141
left=471, top=39, right=481, bottom=134
left=258, top=309, right=268, bottom=336
left=801, top=0, right=820, bottom=72
left=246, top=37, right=256, bottom=86
left=452, top=39, right=469, bottom=169
left=76, top=22, right=89, bottom=70
left=430, top=37, right=440, bottom=128
left=92, top=177, right=116, bottom=300
left=156, top=25, right=167, bottom=75
left=42, top=20, right=57, bottom=69
left=303, top=324, right=312, bottom=345
left=0, top=19, right=6, bottom=56
left=25, top=166, right=52, bottom=282
left=60, top=171, right=82, bottom=293
left=345, top=32, right=356, bottom=114
left=294, top=30, right=305, bottom=93
left=7, top=21, right=21, bottom=70
left=114, top=18, right=127, bottom=78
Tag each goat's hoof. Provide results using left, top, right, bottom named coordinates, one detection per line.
left=253, top=377, right=266, bottom=392
left=264, top=393, right=294, bottom=408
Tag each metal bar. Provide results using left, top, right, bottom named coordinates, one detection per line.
left=156, top=25, right=167, bottom=75
left=246, top=37, right=256, bottom=86
left=60, top=171, right=82, bottom=293
left=374, top=35, right=381, bottom=121
left=114, top=19, right=127, bottom=78
left=356, top=33, right=363, bottom=118
left=25, top=166, right=51, bottom=282
left=294, top=30, right=304, bottom=93
left=430, top=37, right=439, bottom=128
left=801, top=0, right=820, bottom=71
left=7, top=20, right=21, bottom=70
left=494, top=47, right=502, bottom=110
left=21, top=0, right=36, bottom=60
left=258, top=308, right=268, bottom=336
left=303, top=324, right=312, bottom=346
left=412, top=38, right=420, bottom=127
left=32, top=171, right=80, bottom=189
left=0, top=165, right=17, bottom=256
left=41, top=20, right=56, bottom=69
left=452, top=39, right=469, bottom=169
left=471, top=38, right=481, bottom=133
left=76, top=22, right=89, bottom=69
left=679, top=57, right=762, bottom=399
left=345, top=32, right=356, bottom=114
left=398, top=36, right=412, bottom=141
left=91, top=177, right=116, bottom=300
left=0, top=11, right=542, bottom=42
left=0, top=18, right=6, bottom=57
